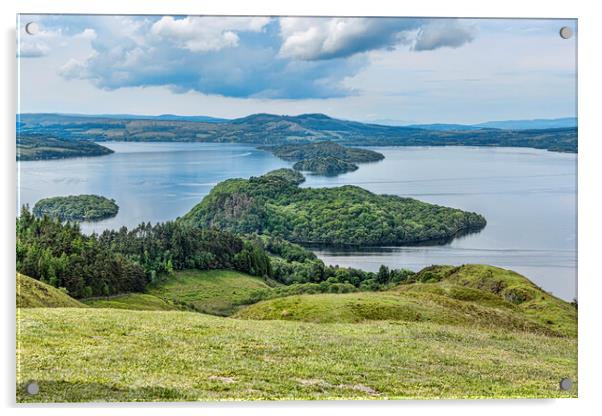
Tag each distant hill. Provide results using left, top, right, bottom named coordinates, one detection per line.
left=406, top=123, right=489, bottom=131
left=17, top=273, right=86, bottom=308
left=388, top=117, right=577, bottom=131
left=17, top=112, right=577, bottom=153
left=20, top=112, right=229, bottom=123
left=474, top=117, right=577, bottom=130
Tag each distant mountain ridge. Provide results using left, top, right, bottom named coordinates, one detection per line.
left=399, top=117, right=577, bottom=131
left=474, top=117, right=577, bottom=130
left=17, top=112, right=577, bottom=153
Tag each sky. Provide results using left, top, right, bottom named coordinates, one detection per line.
left=17, top=15, right=577, bottom=125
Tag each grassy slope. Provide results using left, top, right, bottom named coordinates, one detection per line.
left=147, top=270, right=275, bottom=316
left=16, top=273, right=85, bottom=308
left=84, top=294, right=181, bottom=311
left=236, top=265, right=577, bottom=338
left=17, top=307, right=576, bottom=402
left=411, top=265, right=577, bottom=337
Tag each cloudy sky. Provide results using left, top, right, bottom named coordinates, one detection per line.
left=17, top=15, right=577, bottom=124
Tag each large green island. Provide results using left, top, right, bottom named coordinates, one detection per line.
left=33, top=194, right=119, bottom=222
left=181, top=169, right=486, bottom=246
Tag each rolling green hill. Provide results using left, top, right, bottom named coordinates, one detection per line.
left=409, top=264, right=577, bottom=337
left=235, top=265, right=576, bottom=337
left=16, top=307, right=577, bottom=402
left=16, top=265, right=577, bottom=402
left=146, top=270, right=276, bottom=316
left=17, top=273, right=86, bottom=308
left=181, top=169, right=487, bottom=246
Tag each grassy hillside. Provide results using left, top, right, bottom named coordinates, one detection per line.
left=16, top=307, right=577, bottom=402
left=147, top=270, right=275, bottom=316
left=181, top=169, right=487, bottom=246
left=410, top=265, right=577, bottom=337
left=236, top=265, right=577, bottom=337
left=16, top=273, right=86, bottom=308
left=84, top=293, right=181, bottom=311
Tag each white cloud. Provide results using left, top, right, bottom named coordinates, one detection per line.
left=58, top=58, right=88, bottom=79
left=279, top=17, right=419, bottom=60
left=74, top=28, right=97, bottom=41
left=18, top=41, right=49, bottom=58
left=151, top=16, right=271, bottom=52
left=414, top=20, right=476, bottom=51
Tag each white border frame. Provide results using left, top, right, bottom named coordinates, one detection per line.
left=3, top=1, right=600, bottom=415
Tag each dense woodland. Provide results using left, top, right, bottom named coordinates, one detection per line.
left=17, top=207, right=412, bottom=298
left=17, top=207, right=268, bottom=298
left=182, top=169, right=487, bottom=246
left=33, top=195, right=119, bottom=222
left=261, top=141, right=385, bottom=163
left=293, top=157, right=359, bottom=175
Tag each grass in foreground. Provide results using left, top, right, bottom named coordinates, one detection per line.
left=84, top=293, right=181, bottom=311
left=17, top=307, right=577, bottom=402
left=16, top=273, right=86, bottom=308
left=147, top=270, right=275, bottom=316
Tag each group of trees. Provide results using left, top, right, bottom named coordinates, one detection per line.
left=269, top=256, right=412, bottom=289
left=293, top=157, right=359, bottom=176
left=17, top=208, right=146, bottom=298
left=182, top=169, right=487, bottom=246
left=16, top=207, right=271, bottom=298
left=17, top=206, right=414, bottom=299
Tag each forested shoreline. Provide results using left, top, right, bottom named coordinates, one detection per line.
left=17, top=207, right=414, bottom=299
left=182, top=169, right=487, bottom=246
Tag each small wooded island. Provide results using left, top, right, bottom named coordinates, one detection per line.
left=260, top=141, right=384, bottom=176
left=262, top=141, right=384, bottom=163
left=181, top=169, right=486, bottom=246
left=33, top=195, right=119, bottom=222
left=17, top=135, right=114, bottom=161
left=293, top=156, right=359, bottom=175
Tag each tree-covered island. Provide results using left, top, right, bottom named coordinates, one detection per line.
left=33, top=195, right=119, bottom=222
left=181, top=169, right=486, bottom=246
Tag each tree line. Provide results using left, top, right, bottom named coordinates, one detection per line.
left=17, top=206, right=414, bottom=299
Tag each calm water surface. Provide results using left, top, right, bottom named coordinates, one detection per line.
left=17, top=143, right=577, bottom=300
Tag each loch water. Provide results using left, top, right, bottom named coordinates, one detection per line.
left=17, top=142, right=577, bottom=300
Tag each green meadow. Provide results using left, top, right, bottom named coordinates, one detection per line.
left=16, top=265, right=578, bottom=402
